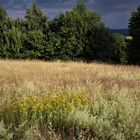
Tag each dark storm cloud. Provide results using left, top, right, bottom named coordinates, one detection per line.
left=86, top=0, right=140, bottom=28
left=0, top=0, right=140, bottom=28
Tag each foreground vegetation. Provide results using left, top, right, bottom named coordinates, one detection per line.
left=0, top=60, right=140, bottom=140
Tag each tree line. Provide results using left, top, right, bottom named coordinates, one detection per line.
left=0, top=2, right=139, bottom=64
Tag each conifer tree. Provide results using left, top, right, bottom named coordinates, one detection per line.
left=128, top=5, right=140, bottom=64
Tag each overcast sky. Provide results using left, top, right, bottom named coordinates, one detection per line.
left=0, top=0, right=139, bottom=29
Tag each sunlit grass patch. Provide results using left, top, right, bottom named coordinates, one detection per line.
left=0, top=60, right=140, bottom=139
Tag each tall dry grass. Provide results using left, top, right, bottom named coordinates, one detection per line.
left=0, top=60, right=140, bottom=140
left=0, top=60, right=140, bottom=90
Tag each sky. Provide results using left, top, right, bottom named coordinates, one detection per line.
left=0, top=0, right=139, bottom=29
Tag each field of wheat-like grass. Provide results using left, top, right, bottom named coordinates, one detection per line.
left=0, top=60, right=140, bottom=140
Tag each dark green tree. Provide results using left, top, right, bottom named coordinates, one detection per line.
left=22, top=30, right=45, bottom=59
left=128, top=5, right=140, bottom=64
left=0, top=27, right=23, bottom=58
left=21, top=3, right=49, bottom=59
left=25, top=3, right=48, bottom=32
left=50, top=10, right=84, bottom=60
left=50, top=2, right=114, bottom=62
left=0, top=5, right=11, bottom=32
left=0, top=5, right=13, bottom=58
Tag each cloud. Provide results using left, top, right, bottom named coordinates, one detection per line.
left=87, top=0, right=140, bottom=28
left=0, top=0, right=140, bottom=28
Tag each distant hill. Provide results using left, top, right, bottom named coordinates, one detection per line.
left=109, top=29, right=129, bottom=35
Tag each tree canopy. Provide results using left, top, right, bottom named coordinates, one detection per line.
left=1, top=2, right=139, bottom=64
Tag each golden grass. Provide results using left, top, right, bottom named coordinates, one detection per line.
left=0, top=60, right=140, bottom=139
left=0, top=60, right=140, bottom=89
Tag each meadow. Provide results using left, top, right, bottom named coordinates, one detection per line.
left=0, top=60, right=140, bottom=140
